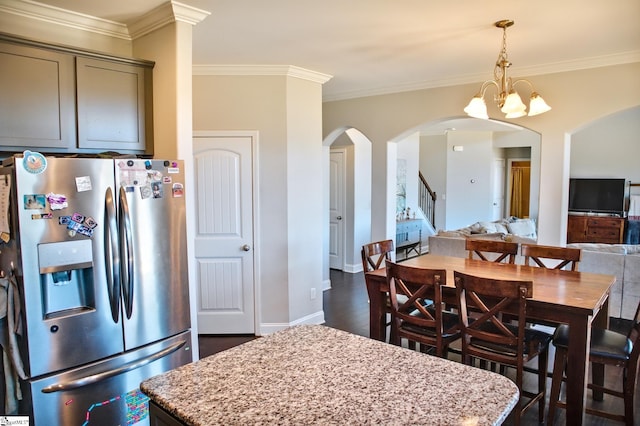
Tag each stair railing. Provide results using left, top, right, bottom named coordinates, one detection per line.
left=418, top=171, right=436, bottom=228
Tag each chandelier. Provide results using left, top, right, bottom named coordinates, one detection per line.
left=464, top=20, right=551, bottom=119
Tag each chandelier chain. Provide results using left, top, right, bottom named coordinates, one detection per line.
left=494, top=26, right=509, bottom=85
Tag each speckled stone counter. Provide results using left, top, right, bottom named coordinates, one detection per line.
left=141, top=325, right=519, bottom=425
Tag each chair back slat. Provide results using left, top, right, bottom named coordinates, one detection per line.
left=362, top=240, right=395, bottom=343
left=454, top=271, right=532, bottom=363
left=386, top=261, right=445, bottom=330
left=361, top=239, right=394, bottom=272
left=521, top=244, right=582, bottom=271
left=465, top=239, right=519, bottom=264
left=386, top=261, right=457, bottom=357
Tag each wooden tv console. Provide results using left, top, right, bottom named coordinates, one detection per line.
left=567, top=214, right=625, bottom=244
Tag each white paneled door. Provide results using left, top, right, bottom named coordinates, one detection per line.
left=492, top=158, right=506, bottom=221
left=193, top=133, right=255, bottom=334
left=329, top=149, right=345, bottom=270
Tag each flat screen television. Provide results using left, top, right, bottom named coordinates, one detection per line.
left=568, top=178, right=626, bottom=215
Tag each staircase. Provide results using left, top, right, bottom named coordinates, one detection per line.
left=419, top=171, right=436, bottom=230
left=395, top=172, right=437, bottom=260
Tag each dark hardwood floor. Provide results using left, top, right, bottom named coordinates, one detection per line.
left=199, top=269, right=637, bottom=426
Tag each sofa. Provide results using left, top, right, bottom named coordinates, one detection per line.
left=428, top=235, right=639, bottom=320
left=435, top=217, right=538, bottom=242
left=428, top=217, right=537, bottom=263
left=566, top=243, right=640, bottom=320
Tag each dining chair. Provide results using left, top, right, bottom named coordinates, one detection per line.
left=361, top=240, right=395, bottom=342
left=521, top=243, right=583, bottom=332
left=547, top=301, right=640, bottom=426
left=465, top=239, right=519, bottom=264
left=361, top=239, right=394, bottom=273
left=454, top=270, right=552, bottom=425
left=386, top=261, right=460, bottom=357
left=521, top=243, right=582, bottom=271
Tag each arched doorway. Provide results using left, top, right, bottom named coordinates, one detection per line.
left=321, top=117, right=541, bottom=284
left=322, top=127, right=373, bottom=286
left=385, top=117, right=541, bottom=244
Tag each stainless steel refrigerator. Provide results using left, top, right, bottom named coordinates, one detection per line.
left=0, top=154, right=192, bottom=425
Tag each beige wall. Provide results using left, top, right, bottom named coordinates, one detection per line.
left=285, top=76, right=324, bottom=321
left=323, top=63, right=640, bottom=245
left=445, top=131, right=494, bottom=230
left=193, top=74, right=325, bottom=330
left=420, top=134, right=447, bottom=230
left=571, top=106, right=640, bottom=181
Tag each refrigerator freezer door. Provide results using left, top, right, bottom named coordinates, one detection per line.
left=114, top=159, right=190, bottom=350
left=14, top=157, right=125, bottom=378
left=26, top=330, right=192, bottom=426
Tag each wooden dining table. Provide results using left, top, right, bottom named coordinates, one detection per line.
left=365, top=253, right=616, bottom=425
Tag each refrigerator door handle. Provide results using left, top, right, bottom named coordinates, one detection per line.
left=104, top=187, right=121, bottom=323
left=119, top=186, right=135, bottom=319
left=40, top=339, right=187, bottom=393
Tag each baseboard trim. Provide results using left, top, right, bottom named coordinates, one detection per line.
left=258, top=310, right=325, bottom=335
left=322, top=278, right=331, bottom=291
left=342, top=262, right=362, bottom=274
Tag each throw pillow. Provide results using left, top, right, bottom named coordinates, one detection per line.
left=479, top=221, right=498, bottom=233
left=494, top=223, right=509, bottom=234
left=468, top=222, right=483, bottom=234
left=479, top=221, right=509, bottom=234
left=507, top=218, right=537, bottom=239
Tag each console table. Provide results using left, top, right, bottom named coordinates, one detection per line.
left=395, top=218, right=422, bottom=259
left=567, top=215, right=625, bottom=244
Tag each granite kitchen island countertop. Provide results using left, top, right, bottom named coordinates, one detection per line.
left=141, top=325, right=519, bottom=425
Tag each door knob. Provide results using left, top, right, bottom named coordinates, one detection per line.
left=242, top=244, right=251, bottom=252
left=337, top=216, right=342, bottom=220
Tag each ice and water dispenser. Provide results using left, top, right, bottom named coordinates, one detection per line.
left=37, top=239, right=95, bottom=318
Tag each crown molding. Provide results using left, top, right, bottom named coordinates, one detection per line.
left=0, top=0, right=130, bottom=39
left=0, top=0, right=210, bottom=42
left=193, top=65, right=333, bottom=85
left=509, top=50, right=640, bottom=80
left=323, top=50, right=640, bottom=102
left=128, top=1, right=210, bottom=40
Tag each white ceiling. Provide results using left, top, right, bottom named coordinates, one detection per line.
left=28, top=0, right=640, bottom=104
